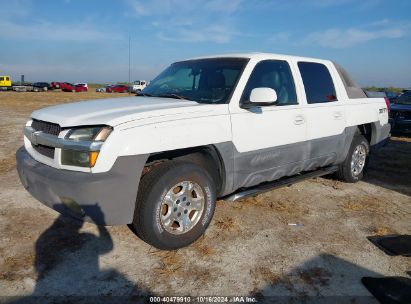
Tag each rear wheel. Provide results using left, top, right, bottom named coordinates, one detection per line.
left=336, top=134, right=369, bottom=183
left=132, top=161, right=216, bottom=250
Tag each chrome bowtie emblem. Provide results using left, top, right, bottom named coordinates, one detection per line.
left=31, top=131, right=41, bottom=146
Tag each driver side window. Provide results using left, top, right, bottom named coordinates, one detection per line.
left=168, top=68, right=195, bottom=89
left=241, top=60, right=298, bottom=106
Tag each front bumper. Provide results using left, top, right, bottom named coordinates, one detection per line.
left=16, top=146, right=148, bottom=225
left=389, top=118, right=411, bottom=133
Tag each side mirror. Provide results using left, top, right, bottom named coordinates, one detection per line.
left=242, top=87, right=278, bottom=109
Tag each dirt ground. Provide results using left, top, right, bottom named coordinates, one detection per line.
left=0, top=91, right=410, bottom=301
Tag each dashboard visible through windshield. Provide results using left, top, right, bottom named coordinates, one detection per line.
left=141, top=58, right=248, bottom=104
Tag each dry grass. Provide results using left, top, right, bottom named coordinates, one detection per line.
left=152, top=251, right=183, bottom=275
left=341, top=201, right=365, bottom=211
left=0, top=154, right=16, bottom=174
left=372, top=226, right=395, bottom=236
left=298, top=267, right=331, bottom=287
left=269, top=199, right=294, bottom=212
left=312, top=177, right=344, bottom=190
left=150, top=249, right=216, bottom=287
left=0, top=91, right=131, bottom=114
left=391, top=136, right=411, bottom=143
left=214, top=217, right=239, bottom=231
left=192, top=241, right=215, bottom=256
left=250, top=266, right=295, bottom=292
left=0, top=254, right=35, bottom=281
left=251, top=266, right=282, bottom=287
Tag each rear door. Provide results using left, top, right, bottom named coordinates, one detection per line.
left=296, top=61, right=346, bottom=169
left=229, top=59, right=307, bottom=189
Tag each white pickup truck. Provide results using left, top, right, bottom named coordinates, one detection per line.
left=129, top=80, right=149, bottom=93
left=16, top=53, right=390, bottom=249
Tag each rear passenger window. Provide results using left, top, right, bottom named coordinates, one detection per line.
left=298, top=62, right=337, bottom=104
left=241, top=60, right=297, bottom=106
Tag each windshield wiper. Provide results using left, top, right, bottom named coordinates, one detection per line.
left=158, top=93, right=193, bottom=101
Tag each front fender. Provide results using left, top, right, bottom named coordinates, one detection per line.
left=92, top=110, right=232, bottom=173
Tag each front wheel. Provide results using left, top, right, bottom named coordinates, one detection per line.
left=336, top=134, right=370, bottom=183
left=132, top=161, right=216, bottom=250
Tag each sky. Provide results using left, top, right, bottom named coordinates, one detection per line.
left=1, top=0, right=410, bottom=87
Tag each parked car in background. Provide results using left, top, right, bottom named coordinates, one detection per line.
left=33, top=82, right=52, bottom=92
left=390, top=90, right=411, bottom=133
left=75, top=83, right=88, bottom=91
left=60, top=82, right=88, bottom=92
left=51, top=82, right=62, bottom=89
left=0, top=75, right=12, bottom=90
left=384, top=91, right=398, bottom=103
left=96, top=87, right=107, bottom=92
left=13, top=83, right=34, bottom=92
left=129, top=80, right=149, bottom=93
left=106, top=84, right=129, bottom=93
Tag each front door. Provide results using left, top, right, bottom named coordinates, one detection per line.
left=229, top=59, right=307, bottom=189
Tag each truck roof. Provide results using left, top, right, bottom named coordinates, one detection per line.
left=187, top=52, right=368, bottom=99
left=187, top=52, right=329, bottom=63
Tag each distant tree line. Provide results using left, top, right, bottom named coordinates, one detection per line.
left=363, top=86, right=407, bottom=94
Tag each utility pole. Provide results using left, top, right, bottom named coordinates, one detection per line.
left=128, top=35, right=131, bottom=84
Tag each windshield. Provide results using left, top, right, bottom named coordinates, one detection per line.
left=396, top=92, right=411, bottom=105
left=142, top=58, right=248, bottom=104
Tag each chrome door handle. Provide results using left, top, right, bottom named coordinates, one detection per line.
left=294, top=115, right=305, bottom=125
left=333, top=112, right=343, bottom=119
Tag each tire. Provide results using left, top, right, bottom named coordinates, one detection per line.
left=336, top=134, right=370, bottom=183
left=133, top=160, right=216, bottom=250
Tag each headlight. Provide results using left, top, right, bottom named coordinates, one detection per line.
left=61, top=150, right=97, bottom=168
left=66, top=126, right=112, bottom=141
left=61, top=126, right=112, bottom=167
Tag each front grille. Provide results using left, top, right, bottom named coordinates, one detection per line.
left=32, top=119, right=61, bottom=136
left=32, top=144, right=55, bottom=158
left=401, top=111, right=411, bottom=119
left=391, top=111, right=411, bottom=120
left=31, top=119, right=60, bottom=158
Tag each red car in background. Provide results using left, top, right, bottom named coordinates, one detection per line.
left=51, top=82, right=62, bottom=89
left=106, top=84, right=129, bottom=93
left=60, top=82, right=88, bottom=92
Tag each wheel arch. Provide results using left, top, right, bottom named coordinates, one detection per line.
left=357, top=123, right=372, bottom=143
left=143, top=144, right=229, bottom=197
left=357, top=122, right=385, bottom=146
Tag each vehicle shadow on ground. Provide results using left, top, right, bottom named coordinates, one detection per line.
left=11, top=205, right=150, bottom=304
left=250, top=253, right=386, bottom=303
left=364, top=136, right=411, bottom=197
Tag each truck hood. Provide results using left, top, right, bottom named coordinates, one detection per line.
left=31, top=96, right=225, bottom=127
